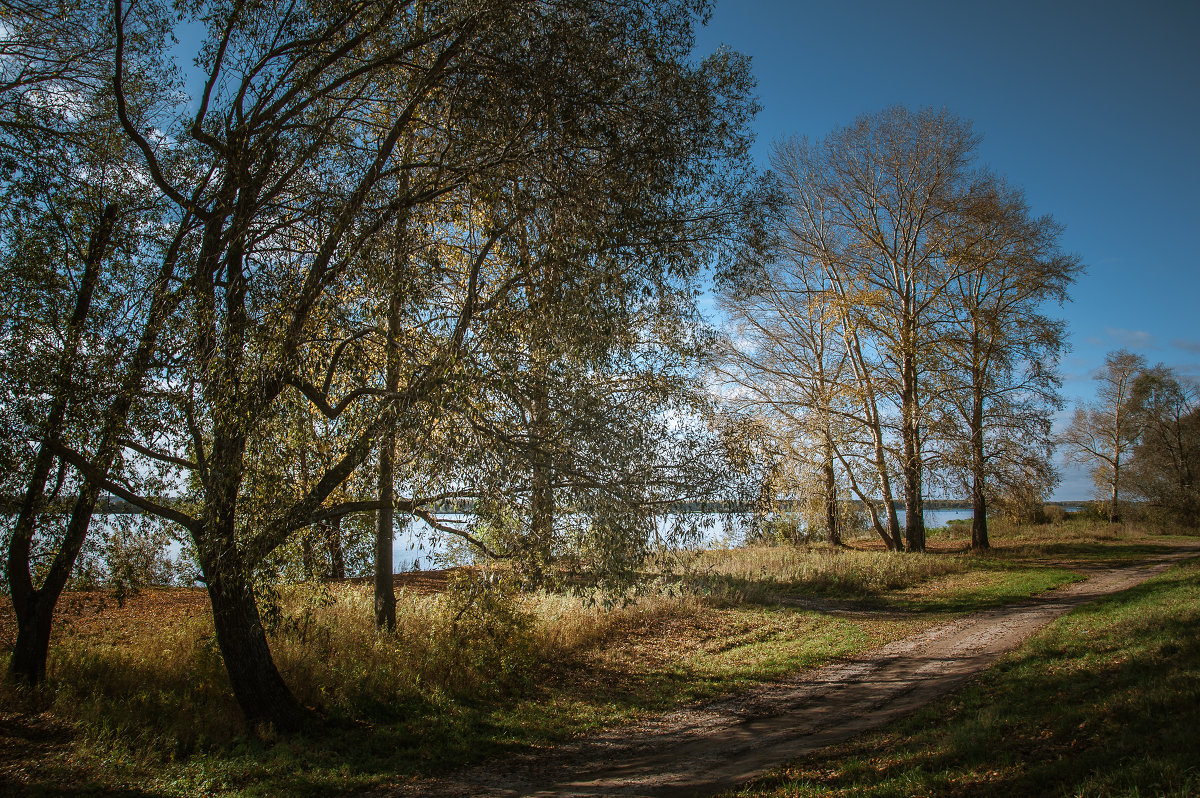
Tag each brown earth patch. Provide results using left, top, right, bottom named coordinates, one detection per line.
left=0, top=570, right=461, bottom=650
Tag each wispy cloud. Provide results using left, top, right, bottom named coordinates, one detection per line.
left=1103, top=328, right=1157, bottom=349
left=1171, top=338, right=1200, bottom=355
left=1171, top=361, right=1200, bottom=381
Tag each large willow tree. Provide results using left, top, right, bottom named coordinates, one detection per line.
left=2, top=0, right=758, bottom=731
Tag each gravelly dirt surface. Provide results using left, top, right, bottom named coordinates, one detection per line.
left=381, top=543, right=1200, bottom=798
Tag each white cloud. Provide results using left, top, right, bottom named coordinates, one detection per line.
left=1103, top=327, right=1156, bottom=349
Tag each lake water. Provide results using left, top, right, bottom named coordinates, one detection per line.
left=102, top=505, right=1052, bottom=577
left=390, top=512, right=734, bottom=571
left=900, top=507, right=975, bottom=529
left=390, top=507, right=985, bottom=572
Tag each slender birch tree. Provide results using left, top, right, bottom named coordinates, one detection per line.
left=937, top=179, right=1079, bottom=548
left=747, top=110, right=980, bottom=552
left=1061, top=349, right=1147, bottom=523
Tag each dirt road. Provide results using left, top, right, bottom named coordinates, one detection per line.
left=386, top=543, right=1200, bottom=798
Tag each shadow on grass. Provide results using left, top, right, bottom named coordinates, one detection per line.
left=125, top=666, right=776, bottom=797
left=9, top=543, right=1193, bottom=796
left=0, top=784, right=168, bottom=797
left=742, top=557, right=1083, bottom=616
left=727, top=561, right=1200, bottom=798
left=993, top=540, right=1176, bottom=565
left=11, top=653, right=782, bottom=798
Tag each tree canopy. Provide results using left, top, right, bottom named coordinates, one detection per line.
left=0, top=0, right=759, bottom=729
left=716, top=106, right=1078, bottom=551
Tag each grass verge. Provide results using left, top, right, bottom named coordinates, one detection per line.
left=0, top=520, right=1190, bottom=796
left=721, top=554, right=1200, bottom=798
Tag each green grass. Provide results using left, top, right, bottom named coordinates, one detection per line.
left=722, top=556, right=1200, bottom=798
left=883, top=559, right=1080, bottom=613
left=1, top=520, right=1193, bottom=796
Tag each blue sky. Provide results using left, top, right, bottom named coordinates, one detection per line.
left=692, top=0, right=1200, bottom=499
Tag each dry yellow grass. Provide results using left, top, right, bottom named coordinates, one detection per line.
left=10, top=525, right=1153, bottom=773
left=691, top=544, right=969, bottom=600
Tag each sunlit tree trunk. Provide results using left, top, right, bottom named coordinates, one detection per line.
left=1109, top=413, right=1122, bottom=523
left=846, top=331, right=903, bottom=550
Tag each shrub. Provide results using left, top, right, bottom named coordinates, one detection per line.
left=1042, top=504, right=1068, bottom=524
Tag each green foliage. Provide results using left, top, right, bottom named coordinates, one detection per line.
left=745, top=500, right=868, bottom=546
left=749, top=511, right=808, bottom=545
left=1126, top=366, right=1200, bottom=525
left=3, top=0, right=765, bottom=724
left=435, top=572, right=538, bottom=693
left=1041, top=503, right=1068, bottom=524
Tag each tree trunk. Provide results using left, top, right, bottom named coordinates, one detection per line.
left=194, top=456, right=307, bottom=733
left=970, top=379, right=989, bottom=550
left=326, top=517, right=345, bottom=579
left=902, top=453, right=925, bottom=552
left=833, top=446, right=895, bottom=550
left=375, top=195, right=408, bottom=631
left=529, top=386, right=555, bottom=582
left=7, top=205, right=116, bottom=685
left=376, top=435, right=397, bottom=630
left=1109, top=474, right=1120, bottom=524
left=881, top=480, right=902, bottom=550
left=901, top=349, right=925, bottom=552
left=868, top=427, right=902, bottom=551
left=205, top=566, right=307, bottom=732
left=301, top=532, right=316, bottom=580
left=1109, top=408, right=1122, bottom=523
left=185, top=183, right=306, bottom=730
left=845, top=332, right=902, bottom=551
left=10, top=473, right=115, bottom=681
left=822, top=434, right=840, bottom=546
left=971, top=472, right=989, bottom=550
left=8, top=593, right=55, bottom=684
left=298, top=426, right=315, bottom=579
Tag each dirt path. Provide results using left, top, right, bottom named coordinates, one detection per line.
left=385, top=543, right=1200, bottom=798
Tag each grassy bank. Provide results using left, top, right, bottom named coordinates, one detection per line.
left=0, top=519, right=1191, bottom=796
left=721, top=554, right=1200, bottom=798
